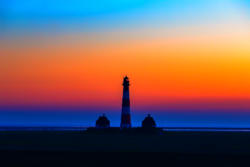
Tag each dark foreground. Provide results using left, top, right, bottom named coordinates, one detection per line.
left=1, top=131, right=250, bottom=166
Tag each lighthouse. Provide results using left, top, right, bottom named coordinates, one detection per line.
left=120, top=76, right=132, bottom=129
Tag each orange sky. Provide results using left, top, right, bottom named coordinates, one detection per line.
left=1, top=29, right=250, bottom=108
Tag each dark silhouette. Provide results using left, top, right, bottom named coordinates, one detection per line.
left=90, top=77, right=162, bottom=134
left=96, top=114, right=110, bottom=129
left=120, top=76, right=132, bottom=129
left=142, top=114, right=156, bottom=128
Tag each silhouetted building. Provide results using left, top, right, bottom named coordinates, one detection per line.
left=142, top=114, right=156, bottom=128
left=120, top=76, right=132, bottom=129
left=96, top=114, right=110, bottom=129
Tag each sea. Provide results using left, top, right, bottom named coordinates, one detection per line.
left=0, top=127, right=250, bottom=132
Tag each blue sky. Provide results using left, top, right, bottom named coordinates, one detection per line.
left=1, top=0, right=249, bottom=35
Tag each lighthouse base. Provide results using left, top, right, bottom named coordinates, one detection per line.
left=120, top=124, right=131, bottom=129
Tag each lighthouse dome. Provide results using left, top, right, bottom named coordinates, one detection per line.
left=142, top=114, right=156, bottom=128
left=96, top=114, right=110, bottom=129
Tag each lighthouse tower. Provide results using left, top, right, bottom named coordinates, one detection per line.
left=120, top=76, right=132, bottom=129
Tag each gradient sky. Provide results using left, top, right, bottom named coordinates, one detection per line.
left=0, top=0, right=250, bottom=127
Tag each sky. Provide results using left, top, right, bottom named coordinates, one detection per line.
left=0, top=0, right=250, bottom=127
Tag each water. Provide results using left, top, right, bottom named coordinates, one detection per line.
left=0, top=127, right=250, bottom=132
left=0, top=127, right=87, bottom=131
left=163, top=128, right=250, bottom=132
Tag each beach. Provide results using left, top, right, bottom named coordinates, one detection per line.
left=1, top=130, right=250, bottom=166
left=1, top=130, right=250, bottom=153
